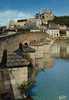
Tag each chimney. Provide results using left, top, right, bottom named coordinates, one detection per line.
left=19, top=42, right=23, bottom=51
left=1, top=49, right=7, bottom=67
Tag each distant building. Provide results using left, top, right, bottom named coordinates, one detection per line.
left=16, top=19, right=28, bottom=27
left=46, top=28, right=69, bottom=38
left=8, top=20, right=16, bottom=28
left=35, top=19, right=42, bottom=28
left=15, top=18, right=39, bottom=31
left=46, top=28, right=60, bottom=38
left=48, top=22, right=59, bottom=29
left=35, top=9, right=54, bottom=25
left=6, top=20, right=17, bottom=32
left=59, top=25, right=67, bottom=30
left=0, top=26, right=7, bottom=33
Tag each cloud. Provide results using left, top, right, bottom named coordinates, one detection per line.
left=0, top=10, right=33, bottom=26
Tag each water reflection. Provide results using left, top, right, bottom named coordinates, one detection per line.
left=32, top=59, right=69, bottom=100
left=31, top=41, right=69, bottom=100
left=51, top=42, right=69, bottom=59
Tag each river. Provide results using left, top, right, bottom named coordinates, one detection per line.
left=31, top=41, right=69, bottom=100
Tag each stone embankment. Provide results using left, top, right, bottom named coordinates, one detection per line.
left=0, top=32, right=46, bottom=54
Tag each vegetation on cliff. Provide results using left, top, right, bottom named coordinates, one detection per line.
left=49, top=16, right=69, bottom=26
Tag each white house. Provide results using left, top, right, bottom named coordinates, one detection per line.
left=16, top=19, right=28, bottom=27
left=29, top=17, right=42, bottom=29
left=46, top=28, right=60, bottom=38
left=59, top=25, right=67, bottom=30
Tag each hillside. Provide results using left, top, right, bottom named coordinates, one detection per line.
left=49, top=16, right=69, bottom=26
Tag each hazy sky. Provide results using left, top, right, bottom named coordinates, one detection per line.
left=0, top=0, right=69, bottom=25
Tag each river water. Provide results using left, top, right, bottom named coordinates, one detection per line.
left=31, top=41, right=69, bottom=100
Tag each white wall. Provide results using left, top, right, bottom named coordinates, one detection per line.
left=36, top=19, right=42, bottom=28
left=46, top=29, right=60, bottom=37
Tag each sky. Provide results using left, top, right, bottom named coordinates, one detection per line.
left=0, top=0, right=69, bottom=25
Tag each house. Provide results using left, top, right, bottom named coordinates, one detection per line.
left=46, top=28, right=60, bottom=38
left=59, top=25, right=67, bottom=30
left=28, top=17, right=42, bottom=29
left=7, top=20, right=16, bottom=31
left=0, top=26, right=7, bottom=33
left=16, top=19, right=28, bottom=27
left=0, top=47, right=34, bottom=99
